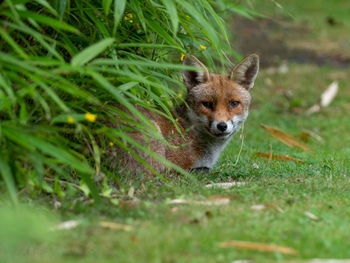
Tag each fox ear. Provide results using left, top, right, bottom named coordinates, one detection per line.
left=182, top=55, right=209, bottom=89
left=230, top=54, right=259, bottom=90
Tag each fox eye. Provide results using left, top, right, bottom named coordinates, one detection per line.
left=202, top=101, right=213, bottom=110
left=229, top=100, right=240, bottom=108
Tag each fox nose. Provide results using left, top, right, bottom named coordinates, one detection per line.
left=217, top=122, right=227, bottom=132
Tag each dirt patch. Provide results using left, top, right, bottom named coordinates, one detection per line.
left=231, top=17, right=350, bottom=68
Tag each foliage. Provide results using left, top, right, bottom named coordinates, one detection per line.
left=0, top=0, right=254, bottom=203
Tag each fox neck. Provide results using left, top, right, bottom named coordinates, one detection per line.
left=193, top=131, right=232, bottom=169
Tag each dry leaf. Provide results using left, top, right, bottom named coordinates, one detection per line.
left=128, top=186, right=134, bottom=198
left=168, top=197, right=230, bottom=206
left=170, top=207, right=179, bottom=214
left=205, top=182, right=245, bottom=189
left=208, top=194, right=240, bottom=200
left=99, top=221, right=133, bottom=231
left=119, top=199, right=140, bottom=209
left=178, top=215, right=191, bottom=224
left=131, top=235, right=139, bottom=244
left=179, top=210, right=213, bottom=225
left=52, top=220, right=80, bottom=231
left=302, top=129, right=324, bottom=143
left=306, top=104, right=321, bottom=115
left=321, top=81, right=338, bottom=107
left=297, top=131, right=324, bottom=144
left=219, top=240, right=298, bottom=255
left=251, top=204, right=284, bottom=213
left=205, top=210, right=213, bottom=218
left=252, top=163, right=260, bottom=169
left=250, top=204, right=266, bottom=211
left=260, top=124, right=311, bottom=151
left=304, top=211, right=319, bottom=221
left=297, top=132, right=311, bottom=142
left=255, top=152, right=304, bottom=163
left=264, top=77, right=273, bottom=86
left=306, top=81, right=339, bottom=115
left=277, top=62, right=289, bottom=74
left=140, top=183, right=146, bottom=191
left=54, top=200, right=61, bottom=209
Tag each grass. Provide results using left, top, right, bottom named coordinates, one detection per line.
left=251, top=0, right=350, bottom=58
left=2, top=1, right=350, bottom=262
left=5, top=63, right=350, bottom=263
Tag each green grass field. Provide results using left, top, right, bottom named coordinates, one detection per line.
left=2, top=1, right=350, bottom=262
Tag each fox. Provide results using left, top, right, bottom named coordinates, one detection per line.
left=110, top=54, right=259, bottom=175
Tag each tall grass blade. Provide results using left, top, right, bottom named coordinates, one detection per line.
left=161, top=0, right=179, bottom=34
left=0, top=154, right=18, bottom=206
left=102, top=0, right=113, bottom=16
left=113, top=0, right=126, bottom=34
left=71, top=38, right=115, bottom=66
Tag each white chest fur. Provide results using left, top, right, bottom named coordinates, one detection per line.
left=193, top=139, right=231, bottom=168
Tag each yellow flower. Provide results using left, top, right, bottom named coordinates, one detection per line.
left=67, top=116, right=75, bottom=124
left=200, top=44, right=207, bottom=50
left=109, top=142, right=114, bottom=146
left=85, top=112, right=97, bottom=122
left=175, top=118, right=179, bottom=122
left=146, top=101, right=151, bottom=105
left=178, top=93, right=182, bottom=98
left=124, top=13, right=133, bottom=22
left=180, top=53, right=185, bottom=61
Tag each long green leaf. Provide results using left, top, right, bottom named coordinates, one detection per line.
left=0, top=73, right=16, bottom=102
left=103, top=0, right=113, bottom=16
left=91, top=58, right=199, bottom=70
left=0, top=153, right=18, bottom=206
left=110, top=129, right=192, bottom=178
left=71, top=38, right=115, bottom=66
left=0, top=27, right=28, bottom=59
left=131, top=0, right=146, bottom=32
left=53, top=0, right=68, bottom=18
left=35, top=0, right=58, bottom=16
left=146, top=20, right=182, bottom=48
left=4, top=22, right=64, bottom=61
left=113, top=0, right=126, bottom=34
left=202, top=0, right=230, bottom=45
left=176, top=0, right=219, bottom=48
left=116, top=43, right=182, bottom=50
left=12, top=10, right=78, bottom=33
left=161, top=0, right=179, bottom=33
left=2, top=126, right=94, bottom=174
left=88, top=71, right=153, bottom=128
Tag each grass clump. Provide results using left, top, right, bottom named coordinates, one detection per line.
left=0, top=0, right=252, bottom=202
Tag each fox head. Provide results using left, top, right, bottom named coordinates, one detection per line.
left=182, top=54, right=259, bottom=139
